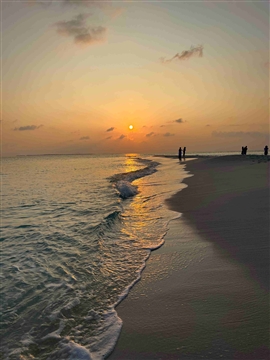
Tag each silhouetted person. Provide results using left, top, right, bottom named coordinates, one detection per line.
left=264, top=145, right=268, bottom=156
left=241, top=146, right=245, bottom=155
left=244, top=146, right=248, bottom=155
left=183, top=147, right=186, bottom=158
left=178, top=147, right=182, bottom=160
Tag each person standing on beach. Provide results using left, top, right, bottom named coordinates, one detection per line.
left=178, top=147, right=182, bottom=160
left=244, top=146, right=248, bottom=155
left=183, top=147, right=186, bottom=158
left=264, top=145, right=268, bottom=156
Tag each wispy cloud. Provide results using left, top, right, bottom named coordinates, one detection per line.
left=14, top=125, right=43, bottom=131
left=105, top=136, right=112, bottom=140
left=212, top=131, right=267, bottom=138
left=142, top=125, right=153, bottom=128
left=106, top=127, right=115, bottom=132
left=161, top=45, right=203, bottom=64
left=163, top=132, right=175, bottom=137
left=161, top=118, right=184, bottom=127
left=54, top=13, right=106, bottom=45
left=80, top=136, right=90, bottom=140
left=118, top=134, right=126, bottom=140
left=174, top=118, right=183, bottom=124
left=146, top=132, right=155, bottom=137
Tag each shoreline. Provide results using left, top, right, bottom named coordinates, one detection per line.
left=166, top=155, right=269, bottom=291
left=108, top=155, right=269, bottom=360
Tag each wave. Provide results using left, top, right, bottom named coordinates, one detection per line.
left=86, top=210, right=122, bottom=236
left=110, top=158, right=160, bottom=199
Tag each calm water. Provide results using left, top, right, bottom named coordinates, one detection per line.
left=1, top=154, right=189, bottom=360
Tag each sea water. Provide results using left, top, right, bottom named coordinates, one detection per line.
left=1, top=154, right=189, bottom=360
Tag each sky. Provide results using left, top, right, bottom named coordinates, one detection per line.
left=1, top=0, right=269, bottom=156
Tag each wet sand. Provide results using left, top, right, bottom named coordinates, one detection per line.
left=109, top=155, right=270, bottom=360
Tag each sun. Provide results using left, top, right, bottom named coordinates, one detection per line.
left=129, top=125, right=134, bottom=130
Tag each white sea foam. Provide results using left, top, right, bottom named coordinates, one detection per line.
left=64, top=297, right=80, bottom=310
left=47, top=310, right=122, bottom=360
left=42, top=319, right=66, bottom=340
left=50, top=341, right=93, bottom=360
left=20, top=334, right=35, bottom=346
left=84, top=309, right=100, bottom=321
left=112, top=158, right=160, bottom=199
left=115, top=180, right=138, bottom=199
left=89, top=310, right=122, bottom=360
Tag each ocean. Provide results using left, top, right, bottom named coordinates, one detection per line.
left=1, top=154, right=189, bottom=360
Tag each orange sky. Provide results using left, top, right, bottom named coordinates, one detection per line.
left=1, top=1, right=269, bottom=156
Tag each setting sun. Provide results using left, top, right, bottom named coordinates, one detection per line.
left=129, top=125, right=134, bottom=130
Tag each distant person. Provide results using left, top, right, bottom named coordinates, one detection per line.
left=244, top=146, right=248, bottom=155
left=178, top=147, right=182, bottom=160
left=241, top=146, right=245, bottom=155
left=183, top=147, right=186, bottom=158
left=264, top=145, right=268, bottom=156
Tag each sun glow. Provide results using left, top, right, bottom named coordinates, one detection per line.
left=129, top=125, right=134, bottom=130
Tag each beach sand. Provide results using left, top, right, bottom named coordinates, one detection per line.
left=109, top=155, right=270, bottom=360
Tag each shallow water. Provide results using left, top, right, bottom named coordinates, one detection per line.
left=1, top=154, right=189, bottom=359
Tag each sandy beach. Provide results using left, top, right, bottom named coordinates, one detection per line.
left=109, top=155, right=270, bottom=360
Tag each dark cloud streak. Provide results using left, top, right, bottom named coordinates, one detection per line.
left=161, top=45, right=203, bottom=64
left=14, top=125, right=43, bottom=131
left=175, top=118, right=183, bottom=123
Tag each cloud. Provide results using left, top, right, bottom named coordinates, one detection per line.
left=142, top=125, right=153, bottom=128
left=105, top=136, right=112, bottom=140
left=54, top=13, right=106, bottom=45
left=161, top=118, right=184, bottom=126
left=161, top=45, right=203, bottom=64
left=163, top=132, right=175, bottom=137
left=174, top=118, right=183, bottom=124
left=80, top=136, right=90, bottom=140
left=118, top=134, right=126, bottom=140
left=14, top=125, right=43, bottom=131
left=146, top=132, right=155, bottom=137
left=212, top=131, right=267, bottom=138
left=106, top=127, right=115, bottom=132
left=206, top=124, right=211, bottom=127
